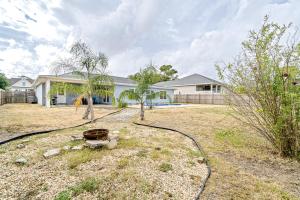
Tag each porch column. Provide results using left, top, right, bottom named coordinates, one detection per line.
left=45, top=80, right=51, bottom=108
left=211, top=84, right=213, bottom=94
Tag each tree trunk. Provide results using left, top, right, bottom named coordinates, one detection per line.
left=140, top=102, right=144, bottom=121
left=89, top=95, right=95, bottom=122
left=82, top=96, right=91, bottom=120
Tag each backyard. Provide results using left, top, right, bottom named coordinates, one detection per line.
left=0, top=104, right=299, bottom=199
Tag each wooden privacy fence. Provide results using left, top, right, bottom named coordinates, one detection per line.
left=174, top=94, right=227, bottom=105
left=0, top=90, right=36, bottom=105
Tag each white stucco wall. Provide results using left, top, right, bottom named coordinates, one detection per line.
left=36, top=84, right=43, bottom=105
left=114, top=85, right=174, bottom=104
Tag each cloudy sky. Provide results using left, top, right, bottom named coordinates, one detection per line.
left=0, top=0, right=299, bottom=79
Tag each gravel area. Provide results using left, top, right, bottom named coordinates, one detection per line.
left=0, top=108, right=208, bottom=199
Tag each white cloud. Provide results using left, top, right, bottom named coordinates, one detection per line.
left=0, top=0, right=299, bottom=79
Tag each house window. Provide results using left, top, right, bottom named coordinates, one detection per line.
left=217, top=85, right=221, bottom=93
left=196, top=85, right=211, bottom=91
left=160, top=91, right=167, bottom=99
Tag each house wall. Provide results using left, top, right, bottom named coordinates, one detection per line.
left=10, top=79, right=32, bottom=91
left=174, top=85, right=223, bottom=95
left=36, top=83, right=43, bottom=105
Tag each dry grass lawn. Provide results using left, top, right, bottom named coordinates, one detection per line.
left=0, top=104, right=117, bottom=137
left=144, top=105, right=300, bottom=200
left=0, top=109, right=208, bottom=199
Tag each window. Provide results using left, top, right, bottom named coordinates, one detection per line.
left=160, top=91, right=167, bottom=99
left=22, top=82, right=25, bottom=86
left=217, top=85, right=221, bottom=93
left=196, top=85, right=211, bottom=91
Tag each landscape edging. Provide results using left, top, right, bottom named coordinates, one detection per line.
left=133, top=121, right=211, bottom=200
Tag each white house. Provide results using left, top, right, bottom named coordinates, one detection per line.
left=32, top=72, right=174, bottom=107
left=154, top=73, right=223, bottom=95
left=8, top=76, right=34, bottom=91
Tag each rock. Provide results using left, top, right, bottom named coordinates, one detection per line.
left=112, top=130, right=120, bottom=134
left=106, top=139, right=118, bottom=150
left=197, top=157, right=206, bottom=164
left=71, top=145, right=83, bottom=150
left=63, top=146, right=71, bottom=151
left=108, top=134, right=119, bottom=141
left=15, top=158, right=27, bottom=165
left=43, top=148, right=61, bottom=158
left=86, top=140, right=109, bottom=149
left=71, top=135, right=83, bottom=141
left=21, top=139, right=30, bottom=143
left=16, top=144, right=25, bottom=149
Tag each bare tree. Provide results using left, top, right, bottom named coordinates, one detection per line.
left=216, top=16, right=300, bottom=158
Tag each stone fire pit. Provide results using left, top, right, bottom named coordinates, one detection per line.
left=84, top=129, right=119, bottom=149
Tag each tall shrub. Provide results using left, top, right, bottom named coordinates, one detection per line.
left=216, top=16, right=300, bottom=158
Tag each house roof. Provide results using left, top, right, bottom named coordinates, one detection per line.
left=154, top=73, right=221, bottom=87
left=58, top=72, right=136, bottom=85
left=9, top=76, right=34, bottom=85
left=33, top=72, right=174, bottom=90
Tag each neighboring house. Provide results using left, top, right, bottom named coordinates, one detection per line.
left=154, top=73, right=223, bottom=95
left=32, top=72, right=174, bottom=107
left=8, top=76, right=34, bottom=91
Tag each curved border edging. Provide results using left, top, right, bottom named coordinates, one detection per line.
left=0, top=108, right=125, bottom=145
left=133, top=122, right=211, bottom=200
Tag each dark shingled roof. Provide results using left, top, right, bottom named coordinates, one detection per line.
left=9, top=76, right=34, bottom=85
left=59, top=72, right=136, bottom=85
left=154, top=73, right=221, bottom=87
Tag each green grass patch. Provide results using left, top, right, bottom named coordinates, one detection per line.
left=215, top=129, right=247, bottom=148
left=66, top=149, right=105, bottom=169
left=55, top=178, right=99, bottom=199
left=118, top=137, right=144, bottom=149
left=186, top=148, right=203, bottom=158
left=150, top=148, right=172, bottom=160
left=158, top=163, right=173, bottom=172
left=117, top=157, right=130, bottom=169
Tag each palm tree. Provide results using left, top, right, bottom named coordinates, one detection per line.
left=50, top=41, right=114, bottom=122
left=119, top=66, right=161, bottom=120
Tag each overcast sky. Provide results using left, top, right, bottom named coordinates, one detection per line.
left=0, top=0, right=299, bottom=79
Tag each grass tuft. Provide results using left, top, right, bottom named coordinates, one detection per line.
left=66, top=149, right=104, bottom=169
left=158, top=163, right=173, bottom=172
left=117, top=157, right=130, bottom=169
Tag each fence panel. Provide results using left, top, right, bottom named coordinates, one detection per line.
left=174, top=94, right=226, bottom=105
left=0, top=90, right=36, bottom=105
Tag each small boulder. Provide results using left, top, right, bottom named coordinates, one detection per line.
left=106, top=139, right=117, bottom=150
left=15, top=158, right=27, bottom=165
left=86, top=140, right=109, bottom=149
left=112, top=130, right=120, bottom=134
left=63, top=146, right=71, bottom=151
left=16, top=144, right=25, bottom=149
left=71, top=145, right=83, bottom=150
left=43, top=148, right=61, bottom=158
left=71, top=135, right=83, bottom=141
left=108, top=134, right=119, bottom=141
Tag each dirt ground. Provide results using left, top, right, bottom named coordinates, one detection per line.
left=0, top=104, right=117, bottom=139
left=144, top=105, right=300, bottom=200
left=0, top=109, right=208, bottom=200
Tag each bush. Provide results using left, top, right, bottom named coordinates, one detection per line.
left=216, top=16, right=300, bottom=158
